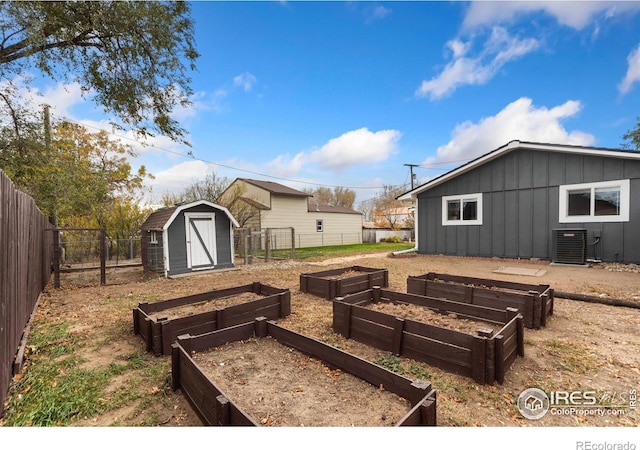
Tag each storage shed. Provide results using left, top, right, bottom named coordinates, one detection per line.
left=141, top=200, right=239, bottom=277
left=398, top=140, right=640, bottom=264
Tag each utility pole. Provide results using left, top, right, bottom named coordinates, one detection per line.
left=404, top=164, right=418, bottom=189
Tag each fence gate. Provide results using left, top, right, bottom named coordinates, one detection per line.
left=53, top=228, right=106, bottom=287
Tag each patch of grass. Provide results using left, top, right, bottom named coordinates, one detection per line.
left=545, top=339, right=595, bottom=374
left=2, top=318, right=171, bottom=426
left=374, top=353, right=403, bottom=373
left=288, top=242, right=415, bottom=261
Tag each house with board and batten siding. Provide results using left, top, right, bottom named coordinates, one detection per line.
left=219, top=178, right=363, bottom=247
left=398, top=140, right=640, bottom=264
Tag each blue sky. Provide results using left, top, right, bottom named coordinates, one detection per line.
left=18, top=1, right=640, bottom=207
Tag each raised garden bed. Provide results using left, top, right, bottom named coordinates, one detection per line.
left=299, top=265, right=389, bottom=299
left=333, top=287, right=525, bottom=384
left=407, top=272, right=553, bottom=329
left=171, top=317, right=437, bottom=426
left=133, top=282, right=291, bottom=356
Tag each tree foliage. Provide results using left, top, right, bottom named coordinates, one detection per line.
left=622, top=117, right=640, bottom=151
left=161, top=173, right=231, bottom=206
left=1, top=119, right=152, bottom=226
left=304, top=186, right=356, bottom=209
left=0, top=1, right=199, bottom=144
left=373, top=185, right=409, bottom=229
left=163, top=174, right=261, bottom=228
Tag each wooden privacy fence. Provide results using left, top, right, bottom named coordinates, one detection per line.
left=0, top=170, right=54, bottom=417
left=407, top=272, right=553, bottom=329
left=172, top=317, right=437, bottom=426
left=133, top=282, right=291, bottom=356
left=333, top=287, right=525, bottom=384
left=299, top=265, right=389, bottom=299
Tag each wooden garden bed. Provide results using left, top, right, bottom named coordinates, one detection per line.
left=299, top=265, right=389, bottom=299
left=333, top=287, right=525, bottom=384
left=133, top=282, right=291, bottom=356
left=407, top=272, right=553, bottom=329
left=171, top=317, right=437, bottom=426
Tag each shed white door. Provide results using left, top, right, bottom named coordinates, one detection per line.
left=185, top=213, right=217, bottom=269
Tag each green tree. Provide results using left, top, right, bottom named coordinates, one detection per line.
left=373, top=185, right=407, bottom=229
left=22, top=121, right=151, bottom=226
left=0, top=1, right=199, bottom=144
left=304, top=186, right=356, bottom=209
left=622, top=117, right=640, bottom=151
left=161, top=173, right=231, bottom=206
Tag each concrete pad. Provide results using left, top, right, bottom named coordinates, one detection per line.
left=492, top=266, right=547, bottom=277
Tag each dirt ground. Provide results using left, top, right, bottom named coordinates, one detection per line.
left=6, top=252, right=640, bottom=428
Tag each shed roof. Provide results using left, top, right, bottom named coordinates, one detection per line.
left=141, top=200, right=239, bottom=231
left=398, top=140, right=640, bottom=201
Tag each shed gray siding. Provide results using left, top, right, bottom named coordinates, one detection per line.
left=166, top=204, right=234, bottom=276
left=417, top=149, right=640, bottom=263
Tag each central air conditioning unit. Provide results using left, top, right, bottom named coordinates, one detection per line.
left=552, top=228, right=587, bottom=265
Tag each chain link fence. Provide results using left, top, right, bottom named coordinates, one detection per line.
left=234, top=227, right=362, bottom=264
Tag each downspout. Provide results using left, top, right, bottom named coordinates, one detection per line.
left=392, top=196, right=419, bottom=256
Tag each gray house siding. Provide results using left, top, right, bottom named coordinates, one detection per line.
left=417, top=149, right=640, bottom=263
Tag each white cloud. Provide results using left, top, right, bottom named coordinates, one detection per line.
left=145, top=160, right=218, bottom=197
left=424, top=97, right=595, bottom=165
left=233, top=72, right=257, bottom=92
left=462, top=1, right=640, bottom=31
left=416, top=27, right=539, bottom=100
left=308, top=128, right=402, bottom=172
left=364, top=4, right=392, bottom=23
left=265, top=152, right=307, bottom=178
left=618, top=43, right=640, bottom=94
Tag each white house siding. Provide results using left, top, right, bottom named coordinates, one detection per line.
left=262, top=195, right=309, bottom=229
left=299, top=211, right=363, bottom=247
left=241, top=181, right=271, bottom=208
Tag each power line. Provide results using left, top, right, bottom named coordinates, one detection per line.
left=54, top=114, right=409, bottom=192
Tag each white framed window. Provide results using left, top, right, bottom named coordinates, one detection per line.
left=559, top=179, right=630, bottom=223
left=149, top=230, right=158, bottom=244
left=316, top=219, right=323, bottom=232
left=442, top=193, right=483, bottom=226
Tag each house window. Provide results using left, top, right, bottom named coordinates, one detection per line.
left=316, top=219, right=323, bottom=232
left=559, top=179, right=630, bottom=223
left=149, top=230, right=158, bottom=244
left=442, top=193, right=483, bottom=226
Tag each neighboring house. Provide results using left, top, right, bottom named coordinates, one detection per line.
left=219, top=178, right=363, bottom=247
left=140, top=200, right=239, bottom=277
left=398, top=140, right=640, bottom=264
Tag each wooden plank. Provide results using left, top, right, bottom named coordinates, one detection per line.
left=266, top=322, right=419, bottom=402
left=383, top=290, right=506, bottom=324
left=404, top=319, right=474, bottom=348
left=183, top=322, right=256, bottom=353
left=402, top=335, right=474, bottom=378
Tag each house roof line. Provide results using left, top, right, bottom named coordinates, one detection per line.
left=241, top=178, right=312, bottom=197
left=397, top=140, right=640, bottom=200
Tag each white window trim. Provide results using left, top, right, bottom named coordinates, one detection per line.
left=149, top=230, right=158, bottom=244
left=442, top=193, right=483, bottom=226
left=559, top=179, right=630, bottom=223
